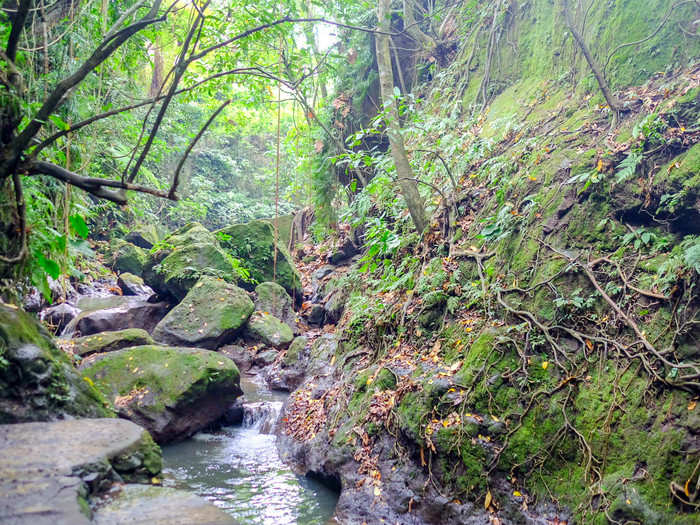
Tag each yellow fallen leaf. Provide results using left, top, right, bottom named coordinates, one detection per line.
left=83, top=376, right=94, bottom=387
left=484, top=489, right=492, bottom=509
left=688, top=400, right=697, bottom=411
left=685, top=479, right=691, bottom=497
left=513, top=490, right=522, bottom=497
left=542, top=361, right=549, bottom=370
left=151, top=477, right=161, bottom=485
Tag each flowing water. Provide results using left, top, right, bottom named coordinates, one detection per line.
left=162, top=374, right=339, bottom=524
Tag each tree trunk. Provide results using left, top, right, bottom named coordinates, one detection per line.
left=375, top=0, right=427, bottom=233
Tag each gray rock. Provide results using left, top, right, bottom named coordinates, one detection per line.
left=307, top=304, right=325, bottom=327
left=219, top=344, right=253, bottom=372
left=264, top=336, right=309, bottom=391
left=0, top=418, right=161, bottom=525
left=62, top=296, right=171, bottom=337
left=94, top=484, right=237, bottom=525
left=254, top=281, right=297, bottom=332
left=117, top=273, right=154, bottom=297
left=40, top=302, right=80, bottom=333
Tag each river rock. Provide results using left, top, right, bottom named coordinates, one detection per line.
left=124, top=223, right=162, bottom=249
left=0, top=304, right=113, bottom=423
left=110, top=240, right=148, bottom=276
left=93, top=484, right=238, bottom=525
left=0, top=418, right=161, bottom=525
left=68, top=328, right=155, bottom=357
left=323, top=287, right=349, bottom=325
left=219, top=344, right=254, bottom=372
left=62, top=296, right=171, bottom=337
left=217, top=220, right=302, bottom=300
left=254, top=281, right=296, bottom=332
left=264, top=336, right=309, bottom=391
left=245, top=311, right=294, bottom=348
left=147, top=242, right=238, bottom=300
left=40, top=302, right=80, bottom=333
left=83, top=345, right=242, bottom=443
left=152, top=277, right=254, bottom=349
left=117, top=272, right=154, bottom=297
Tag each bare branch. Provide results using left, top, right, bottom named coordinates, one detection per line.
left=170, top=98, right=231, bottom=199
left=24, top=160, right=175, bottom=204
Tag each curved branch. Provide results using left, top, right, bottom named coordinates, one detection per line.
left=170, top=98, right=231, bottom=199
left=24, top=161, right=174, bottom=204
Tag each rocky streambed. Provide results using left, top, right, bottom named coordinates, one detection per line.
left=1, top=219, right=348, bottom=524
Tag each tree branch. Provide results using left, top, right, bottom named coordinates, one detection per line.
left=170, top=98, right=231, bottom=199
left=24, top=160, right=175, bottom=204
left=5, top=0, right=32, bottom=63
left=1, top=2, right=166, bottom=179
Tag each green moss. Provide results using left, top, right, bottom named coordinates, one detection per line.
left=139, top=431, right=163, bottom=476
left=0, top=305, right=114, bottom=422
left=83, top=345, right=239, bottom=414
left=246, top=311, right=294, bottom=347
left=153, top=277, right=254, bottom=348
left=71, top=329, right=154, bottom=357
left=217, top=220, right=302, bottom=297
left=110, top=241, right=148, bottom=276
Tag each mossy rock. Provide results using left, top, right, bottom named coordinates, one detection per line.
left=245, top=311, right=294, bottom=348
left=110, top=241, right=148, bottom=276
left=83, top=345, right=242, bottom=443
left=152, top=277, right=254, bottom=349
left=0, top=304, right=114, bottom=423
left=149, top=243, right=239, bottom=300
left=125, top=223, right=163, bottom=249
left=255, top=281, right=296, bottom=331
left=217, top=220, right=302, bottom=299
left=161, top=222, right=217, bottom=248
left=261, top=213, right=294, bottom=250
left=69, top=329, right=155, bottom=357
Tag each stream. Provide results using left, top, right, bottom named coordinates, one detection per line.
left=161, top=374, right=340, bottom=524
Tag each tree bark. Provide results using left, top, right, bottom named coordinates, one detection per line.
left=376, top=0, right=427, bottom=233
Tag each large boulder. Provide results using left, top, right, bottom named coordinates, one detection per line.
left=254, top=281, right=296, bottom=332
left=83, top=345, right=242, bottom=443
left=0, top=418, right=162, bottom=525
left=67, top=328, right=155, bottom=357
left=152, top=277, right=254, bottom=349
left=62, top=296, right=171, bottom=337
left=245, top=311, right=294, bottom=348
left=0, top=304, right=113, bottom=423
left=141, top=223, right=242, bottom=300
left=147, top=242, right=238, bottom=300
left=93, top=484, right=238, bottom=525
left=110, top=240, right=148, bottom=276
left=217, top=220, right=302, bottom=300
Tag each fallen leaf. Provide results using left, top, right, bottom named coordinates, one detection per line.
left=484, top=489, right=492, bottom=510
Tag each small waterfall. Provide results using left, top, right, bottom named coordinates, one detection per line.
left=242, top=401, right=283, bottom=434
